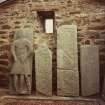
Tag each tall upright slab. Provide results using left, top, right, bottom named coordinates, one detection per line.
left=35, top=44, right=52, bottom=96
left=80, top=45, right=100, bottom=96
left=9, top=29, right=33, bottom=95
left=57, top=25, right=79, bottom=96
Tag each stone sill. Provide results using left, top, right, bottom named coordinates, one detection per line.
left=0, top=95, right=100, bottom=101
left=0, top=88, right=104, bottom=103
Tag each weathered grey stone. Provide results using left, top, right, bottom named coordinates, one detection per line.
left=13, top=29, right=24, bottom=40
left=80, top=45, right=100, bottom=96
left=10, top=29, right=34, bottom=95
left=57, top=25, right=79, bottom=96
left=14, top=28, right=33, bottom=42
left=57, top=25, right=78, bottom=70
left=23, top=28, right=33, bottom=73
left=57, top=70, right=79, bottom=96
left=23, top=28, right=33, bottom=42
left=11, top=39, right=33, bottom=75
left=10, top=29, right=33, bottom=95
left=35, top=44, right=52, bottom=96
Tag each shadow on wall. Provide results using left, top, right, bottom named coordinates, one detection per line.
left=86, top=0, right=105, bottom=5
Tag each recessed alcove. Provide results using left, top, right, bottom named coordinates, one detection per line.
left=37, top=11, right=54, bottom=33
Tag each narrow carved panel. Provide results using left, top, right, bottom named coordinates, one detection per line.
left=57, top=25, right=79, bottom=96
left=35, top=44, right=52, bottom=96
left=80, top=45, right=100, bottom=96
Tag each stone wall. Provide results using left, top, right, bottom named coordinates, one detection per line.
left=0, top=0, right=105, bottom=94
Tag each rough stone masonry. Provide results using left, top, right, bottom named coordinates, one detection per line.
left=0, top=0, right=105, bottom=96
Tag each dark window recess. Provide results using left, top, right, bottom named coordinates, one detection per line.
left=37, top=11, right=54, bottom=33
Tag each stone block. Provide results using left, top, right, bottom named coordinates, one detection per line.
left=88, top=24, right=105, bottom=30
left=80, top=45, right=100, bottom=96
left=0, top=31, right=7, bottom=34
left=0, top=59, right=8, bottom=65
left=35, top=44, right=52, bottom=96
left=2, top=25, right=11, bottom=29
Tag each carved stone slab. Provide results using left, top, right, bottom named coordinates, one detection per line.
left=57, top=25, right=78, bottom=70
left=80, top=45, right=100, bottom=96
left=9, top=29, right=33, bottom=95
left=57, top=70, right=79, bottom=96
left=57, top=25, right=79, bottom=96
left=35, top=45, right=52, bottom=96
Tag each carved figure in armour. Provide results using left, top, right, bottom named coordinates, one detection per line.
left=10, top=30, right=33, bottom=94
